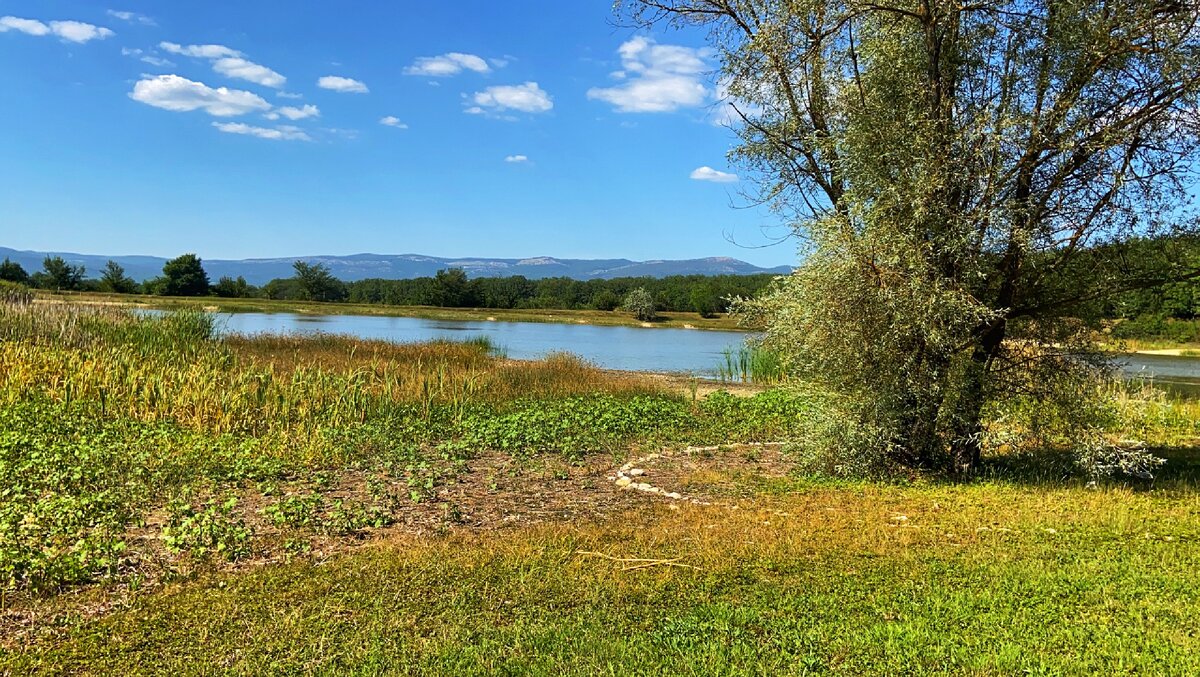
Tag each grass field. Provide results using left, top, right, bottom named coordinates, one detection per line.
left=1, top=301, right=1198, bottom=674
left=43, top=290, right=749, bottom=331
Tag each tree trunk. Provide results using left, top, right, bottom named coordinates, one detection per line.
left=950, top=320, right=1007, bottom=474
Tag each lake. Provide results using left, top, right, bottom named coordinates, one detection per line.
left=218, top=312, right=748, bottom=376
left=214, top=311, right=1200, bottom=387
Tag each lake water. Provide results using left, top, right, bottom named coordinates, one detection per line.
left=213, top=312, right=1200, bottom=387
left=217, top=312, right=749, bottom=376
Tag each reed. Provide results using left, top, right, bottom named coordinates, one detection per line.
left=717, top=343, right=786, bottom=385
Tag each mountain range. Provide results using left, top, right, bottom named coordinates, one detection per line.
left=0, top=247, right=792, bottom=286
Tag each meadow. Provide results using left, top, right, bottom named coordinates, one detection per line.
left=1, top=301, right=1198, bottom=674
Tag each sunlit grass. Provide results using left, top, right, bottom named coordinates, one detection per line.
left=5, top=477, right=1198, bottom=674
left=3, top=300, right=1200, bottom=674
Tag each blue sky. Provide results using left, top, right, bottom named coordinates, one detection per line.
left=0, top=1, right=796, bottom=267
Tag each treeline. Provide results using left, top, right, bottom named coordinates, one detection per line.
left=338, top=270, right=775, bottom=315
left=1071, top=235, right=1200, bottom=343
left=1, top=254, right=213, bottom=297
left=0, top=254, right=778, bottom=317
left=6, top=239, right=1200, bottom=337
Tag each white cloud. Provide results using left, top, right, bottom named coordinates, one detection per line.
left=588, top=37, right=711, bottom=113
left=212, top=122, right=311, bottom=141
left=690, top=166, right=739, bottom=183
left=159, top=43, right=288, bottom=90
left=318, top=75, right=368, bottom=94
left=505, top=155, right=528, bottom=163
left=51, top=21, right=115, bottom=43
left=1, top=17, right=114, bottom=43
left=277, top=91, right=303, bottom=99
left=106, top=10, right=155, bottom=26
left=466, top=82, right=552, bottom=115
left=379, top=116, right=408, bottom=129
left=265, top=104, right=320, bottom=121
left=0, top=17, right=50, bottom=36
left=129, top=74, right=271, bottom=117
left=213, top=57, right=286, bottom=88
left=122, top=47, right=174, bottom=68
left=405, top=52, right=491, bottom=77
left=159, top=41, right=240, bottom=59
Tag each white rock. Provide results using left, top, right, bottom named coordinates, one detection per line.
left=629, top=469, right=646, bottom=477
left=615, top=477, right=633, bottom=488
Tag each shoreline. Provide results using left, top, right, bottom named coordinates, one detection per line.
left=38, top=291, right=754, bottom=332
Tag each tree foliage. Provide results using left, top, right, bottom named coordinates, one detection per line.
left=625, top=0, right=1200, bottom=474
left=623, top=287, right=658, bottom=322
left=0, top=259, right=29, bottom=285
left=158, top=254, right=210, bottom=297
left=213, top=276, right=255, bottom=299
left=342, top=272, right=771, bottom=314
left=35, top=256, right=85, bottom=291
left=99, top=260, right=138, bottom=294
left=292, top=261, right=346, bottom=302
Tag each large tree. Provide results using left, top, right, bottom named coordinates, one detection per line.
left=624, top=0, right=1200, bottom=474
left=159, top=254, right=210, bottom=297
left=291, top=261, right=346, bottom=302
left=35, top=256, right=85, bottom=291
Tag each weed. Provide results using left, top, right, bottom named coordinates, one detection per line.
left=161, top=495, right=251, bottom=562
left=263, top=493, right=323, bottom=530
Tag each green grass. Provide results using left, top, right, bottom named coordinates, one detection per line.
left=3, top=301, right=1200, bottom=674
left=4, top=477, right=1198, bottom=675
left=44, top=290, right=750, bottom=331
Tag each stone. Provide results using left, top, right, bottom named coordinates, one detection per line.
left=615, top=477, right=633, bottom=488
left=629, top=469, right=646, bottom=477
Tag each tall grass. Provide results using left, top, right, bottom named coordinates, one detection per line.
left=0, top=281, right=33, bottom=306
left=0, top=304, right=654, bottom=444
left=717, top=344, right=786, bottom=385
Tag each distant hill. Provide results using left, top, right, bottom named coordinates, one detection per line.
left=0, top=247, right=792, bottom=286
